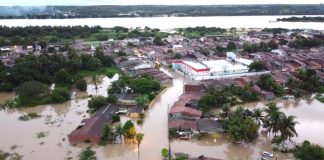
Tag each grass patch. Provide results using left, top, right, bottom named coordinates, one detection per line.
left=76, top=66, right=119, bottom=78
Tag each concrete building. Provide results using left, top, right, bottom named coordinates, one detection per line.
left=172, top=52, right=262, bottom=80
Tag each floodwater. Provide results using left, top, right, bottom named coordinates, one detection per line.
left=0, top=15, right=324, bottom=30
left=0, top=70, right=324, bottom=160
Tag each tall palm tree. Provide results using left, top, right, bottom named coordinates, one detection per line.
left=263, top=103, right=283, bottom=137
left=115, top=124, right=123, bottom=143
left=279, top=115, right=299, bottom=142
left=252, top=108, right=263, bottom=125
left=101, top=124, right=113, bottom=144
left=136, top=133, right=144, bottom=160
left=91, top=75, right=99, bottom=94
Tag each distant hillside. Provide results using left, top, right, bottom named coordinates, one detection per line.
left=0, top=4, right=324, bottom=19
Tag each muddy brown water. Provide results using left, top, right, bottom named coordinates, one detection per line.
left=0, top=72, right=323, bottom=160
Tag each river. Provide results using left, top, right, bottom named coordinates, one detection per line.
left=0, top=15, right=324, bottom=30
left=0, top=70, right=324, bottom=160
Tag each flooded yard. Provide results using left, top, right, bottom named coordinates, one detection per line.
left=0, top=71, right=324, bottom=160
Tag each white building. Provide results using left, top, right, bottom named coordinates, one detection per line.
left=172, top=44, right=184, bottom=51
left=172, top=52, right=268, bottom=80
left=271, top=49, right=286, bottom=56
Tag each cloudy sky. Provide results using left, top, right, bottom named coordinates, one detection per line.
left=2, top=0, right=324, bottom=6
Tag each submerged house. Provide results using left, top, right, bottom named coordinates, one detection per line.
left=68, top=104, right=119, bottom=143
left=197, top=119, right=224, bottom=134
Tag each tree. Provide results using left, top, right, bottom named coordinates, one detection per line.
left=153, top=36, right=163, bottom=46
left=136, top=133, right=144, bottom=160
left=100, top=124, right=114, bottom=145
left=76, top=79, right=87, bottom=91
left=107, top=94, right=117, bottom=104
left=54, top=69, right=73, bottom=85
left=78, top=147, right=96, bottom=160
left=248, top=61, right=267, bottom=72
left=91, top=75, right=100, bottom=94
left=278, top=115, right=299, bottom=142
left=226, top=42, right=236, bottom=51
left=123, top=120, right=136, bottom=138
left=115, top=124, right=123, bottom=143
left=251, top=108, right=263, bottom=125
left=88, top=96, right=107, bottom=112
left=294, top=140, right=324, bottom=160
left=263, top=103, right=283, bottom=137
left=17, top=81, right=49, bottom=100
left=224, top=107, right=259, bottom=142
left=161, top=148, right=169, bottom=159
left=135, top=95, right=150, bottom=109
left=50, top=87, right=70, bottom=103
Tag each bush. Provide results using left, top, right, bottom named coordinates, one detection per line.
left=51, top=87, right=70, bottom=103
left=112, top=114, right=120, bottom=122
left=137, top=119, right=143, bottom=125
left=107, top=95, right=117, bottom=104
left=76, top=79, right=87, bottom=91
left=78, top=147, right=96, bottom=160
left=294, top=140, right=324, bottom=160
left=161, top=148, right=169, bottom=158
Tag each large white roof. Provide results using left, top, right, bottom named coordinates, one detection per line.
left=182, top=61, right=207, bottom=70
left=235, top=58, right=253, bottom=66
left=202, top=60, right=249, bottom=72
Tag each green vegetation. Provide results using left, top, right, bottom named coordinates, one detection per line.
left=287, top=69, right=321, bottom=93
left=18, top=112, right=41, bottom=121
left=7, top=81, right=70, bottom=107
left=198, top=85, right=258, bottom=112
left=226, top=42, right=237, bottom=51
left=0, top=47, right=116, bottom=107
left=76, top=79, right=87, bottom=91
left=181, top=27, right=226, bottom=38
left=294, top=140, right=324, bottom=160
left=135, top=95, right=150, bottom=109
left=100, top=124, right=114, bottom=145
left=0, top=26, right=101, bottom=46
left=161, top=148, right=169, bottom=159
left=137, top=119, right=143, bottom=125
left=221, top=103, right=299, bottom=143
left=257, top=74, right=285, bottom=97
left=263, top=103, right=299, bottom=143
left=289, top=38, right=324, bottom=49
left=2, top=5, right=324, bottom=19
left=0, top=150, right=22, bottom=160
left=123, top=120, right=136, bottom=138
left=278, top=16, right=324, bottom=22
left=222, top=106, right=259, bottom=142
left=107, top=94, right=117, bottom=104
left=248, top=61, right=268, bottom=72
left=78, top=147, right=96, bottom=160
left=88, top=96, right=108, bottom=113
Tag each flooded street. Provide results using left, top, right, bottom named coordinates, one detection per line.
left=0, top=71, right=324, bottom=160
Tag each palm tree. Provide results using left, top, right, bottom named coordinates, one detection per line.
left=115, top=124, right=123, bottom=143
left=220, top=104, right=231, bottom=119
left=252, top=108, right=263, bottom=125
left=91, top=75, right=99, bottom=94
left=279, top=115, right=299, bottom=142
left=263, top=103, right=283, bottom=137
left=136, top=133, right=144, bottom=160
left=101, top=124, right=113, bottom=144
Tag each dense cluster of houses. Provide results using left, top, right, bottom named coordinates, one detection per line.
left=168, top=84, right=224, bottom=139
